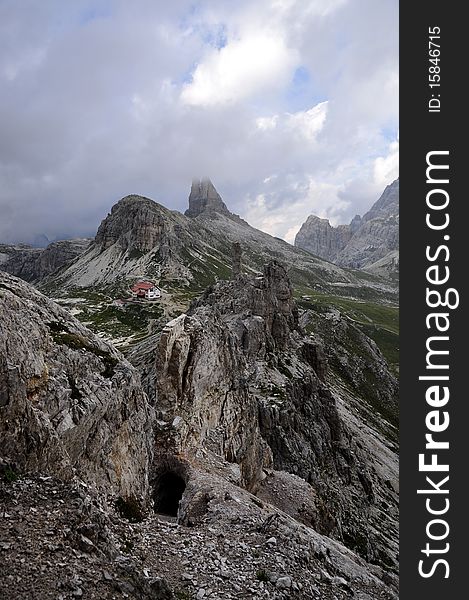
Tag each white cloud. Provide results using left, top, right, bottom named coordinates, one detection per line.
left=374, top=135, right=399, bottom=187
left=181, top=33, right=296, bottom=107
left=243, top=177, right=348, bottom=243
left=255, top=101, right=328, bottom=141
left=286, top=101, right=328, bottom=140
left=256, top=115, right=278, bottom=131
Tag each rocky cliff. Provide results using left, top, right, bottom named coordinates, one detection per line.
left=0, top=268, right=398, bottom=599
left=185, top=178, right=232, bottom=218
left=294, top=217, right=354, bottom=262
left=0, top=271, right=153, bottom=503
left=0, top=238, right=90, bottom=283
left=295, top=180, right=399, bottom=277
left=130, top=262, right=399, bottom=573
left=95, top=195, right=178, bottom=254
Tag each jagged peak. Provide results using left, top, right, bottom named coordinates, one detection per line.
left=305, top=215, right=331, bottom=225
left=361, top=178, right=399, bottom=223
left=350, top=214, right=362, bottom=233
left=185, top=178, right=231, bottom=218
left=95, top=194, right=174, bottom=252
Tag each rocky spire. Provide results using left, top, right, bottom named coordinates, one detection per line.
left=185, top=178, right=231, bottom=218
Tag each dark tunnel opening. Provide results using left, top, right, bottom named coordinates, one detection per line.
left=153, top=471, right=186, bottom=517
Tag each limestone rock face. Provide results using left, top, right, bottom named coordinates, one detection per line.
left=130, top=262, right=398, bottom=570
left=0, top=239, right=90, bottom=283
left=50, top=195, right=197, bottom=288
left=294, top=216, right=352, bottom=262
left=131, top=263, right=319, bottom=492
left=0, top=244, right=42, bottom=281
left=335, top=180, right=399, bottom=269
left=95, top=195, right=175, bottom=253
left=185, top=178, right=231, bottom=218
left=0, top=267, right=399, bottom=597
left=0, top=271, right=154, bottom=504
left=300, top=307, right=399, bottom=434
left=295, top=179, right=399, bottom=276
left=36, top=239, right=91, bottom=280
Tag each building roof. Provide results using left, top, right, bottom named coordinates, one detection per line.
left=131, top=281, right=156, bottom=292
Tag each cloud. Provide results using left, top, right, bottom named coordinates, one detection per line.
left=244, top=177, right=350, bottom=243
left=256, top=115, right=279, bottom=131
left=286, top=101, right=328, bottom=140
left=374, top=135, right=399, bottom=187
left=255, top=101, right=328, bottom=142
left=0, top=0, right=398, bottom=245
left=181, top=33, right=296, bottom=107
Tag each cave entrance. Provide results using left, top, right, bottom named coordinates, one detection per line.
left=153, top=471, right=186, bottom=517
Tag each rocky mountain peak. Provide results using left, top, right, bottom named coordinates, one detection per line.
left=95, top=194, right=172, bottom=252
left=294, top=215, right=353, bottom=262
left=350, top=214, right=362, bottom=232
left=362, top=178, right=399, bottom=223
left=113, top=193, right=154, bottom=209
left=192, top=260, right=299, bottom=352
left=295, top=179, right=399, bottom=276
left=185, top=178, right=231, bottom=218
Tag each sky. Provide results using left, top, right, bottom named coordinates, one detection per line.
left=0, top=0, right=398, bottom=245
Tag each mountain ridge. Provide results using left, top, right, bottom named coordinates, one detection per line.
left=0, top=238, right=90, bottom=283
left=42, top=180, right=397, bottom=297
left=294, top=179, right=399, bottom=277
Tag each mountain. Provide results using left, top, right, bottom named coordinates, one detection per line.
left=130, top=262, right=398, bottom=570
left=44, top=182, right=394, bottom=295
left=33, top=180, right=397, bottom=349
left=0, top=269, right=398, bottom=599
left=295, top=180, right=399, bottom=278
left=293, top=218, right=360, bottom=263
left=0, top=238, right=91, bottom=283
left=185, top=177, right=233, bottom=218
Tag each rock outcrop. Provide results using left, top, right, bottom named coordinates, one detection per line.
left=95, top=195, right=177, bottom=254
left=185, top=178, right=232, bottom=218
left=294, top=217, right=354, bottom=262
left=0, top=238, right=90, bottom=283
left=0, top=268, right=398, bottom=599
left=300, top=306, right=399, bottom=437
left=295, top=180, right=399, bottom=277
left=0, top=271, right=154, bottom=504
left=130, top=262, right=399, bottom=572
